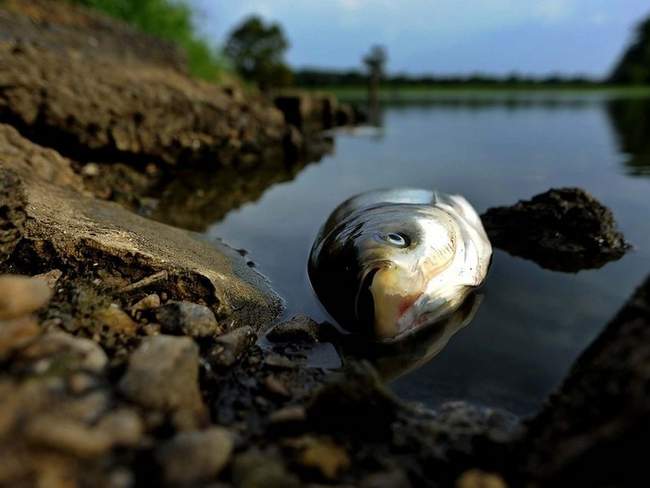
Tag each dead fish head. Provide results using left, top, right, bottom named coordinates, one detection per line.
left=309, top=190, right=491, bottom=341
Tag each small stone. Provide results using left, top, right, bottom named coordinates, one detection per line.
left=266, top=314, right=321, bottom=344
left=156, top=427, right=233, bottom=484
left=361, top=470, right=412, bottom=488
left=96, top=304, right=138, bottom=335
left=19, top=331, right=108, bottom=374
left=119, top=335, right=204, bottom=413
left=269, top=405, right=306, bottom=424
left=131, top=294, right=161, bottom=313
left=289, top=436, right=350, bottom=480
left=456, top=470, right=507, bottom=488
left=0, top=274, right=53, bottom=319
left=0, top=316, right=40, bottom=359
left=33, top=269, right=63, bottom=289
left=264, top=375, right=291, bottom=398
left=264, top=353, right=296, bottom=370
left=25, top=415, right=112, bottom=458
left=156, top=301, right=222, bottom=338
left=81, top=163, right=100, bottom=176
left=232, top=450, right=301, bottom=488
left=207, top=326, right=256, bottom=368
left=67, top=373, right=98, bottom=394
left=97, top=408, right=144, bottom=447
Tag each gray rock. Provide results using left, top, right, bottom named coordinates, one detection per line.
left=207, top=326, right=256, bottom=368
left=119, top=335, right=203, bottom=414
left=266, top=314, right=321, bottom=344
left=156, top=427, right=234, bottom=485
left=157, top=300, right=222, bottom=338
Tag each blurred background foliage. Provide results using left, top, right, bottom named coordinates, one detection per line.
left=65, top=0, right=650, bottom=93
left=67, top=0, right=230, bottom=81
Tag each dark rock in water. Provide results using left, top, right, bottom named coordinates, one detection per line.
left=155, top=427, right=234, bottom=484
left=481, top=188, right=629, bottom=272
left=119, top=335, right=204, bottom=416
left=156, top=300, right=222, bottom=338
left=266, top=314, right=322, bottom=344
left=521, top=274, right=650, bottom=486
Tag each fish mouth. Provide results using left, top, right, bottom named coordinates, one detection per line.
left=354, top=266, right=381, bottom=335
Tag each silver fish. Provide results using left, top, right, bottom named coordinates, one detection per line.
left=309, top=188, right=492, bottom=340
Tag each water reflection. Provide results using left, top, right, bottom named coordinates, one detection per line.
left=336, top=293, right=483, bottom=382
left=607, top=98, right=650, bottom=177
left=152, top=138, right=333, bottom=231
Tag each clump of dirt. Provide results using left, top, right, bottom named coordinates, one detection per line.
left=481, top=187, right=630, bottom=272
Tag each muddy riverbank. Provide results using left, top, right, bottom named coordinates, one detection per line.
left=0, top=1, right=646, bottom=487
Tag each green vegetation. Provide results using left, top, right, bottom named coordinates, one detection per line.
left=224, top=15, right=292, bottom=90
left=68, top=0, right=228, bottom=81
left=306, top=85, right=650, bottom=104
left=610, top=15, right=650, bottom=84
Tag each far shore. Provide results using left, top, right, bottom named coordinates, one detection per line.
left=299, top=84, right=650, bottom=103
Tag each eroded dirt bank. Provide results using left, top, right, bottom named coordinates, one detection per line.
left=0, top=1, right=645, bottom=487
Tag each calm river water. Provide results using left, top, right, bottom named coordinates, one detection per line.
left=208, top=92, right=650, bottom=415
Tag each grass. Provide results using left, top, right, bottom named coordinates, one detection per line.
left=67, top=0, right=230, bottom=81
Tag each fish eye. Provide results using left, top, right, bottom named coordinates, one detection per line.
left=378, top=232, right=410, bottom=248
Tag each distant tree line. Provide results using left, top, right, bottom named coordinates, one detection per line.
left=292, top=69, right=599, bottom=88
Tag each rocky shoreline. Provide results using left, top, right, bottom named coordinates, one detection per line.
left=0, top=1, right=645, bottom=487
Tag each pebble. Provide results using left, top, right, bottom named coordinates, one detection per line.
left=156, top=300, right=222, bottom=337
left=130, top=293, right=161, bottom=313
left=0, top=316, right=40, bottom=359
left=264, top=353, right=296, bottom=370
left=269, top=405, right=306, bottom=424
left=19, top=331, right=108, bottom=374
left=33, top=269, right=63, bottom=289
left=119, top=335, right=204, bottom=413
left=232, top=450, right=301, bottom=488
left=264, top=375, right=291, bottom=398
left=456, top=470, right=507, bottom=488
left=25, top=415, right=112, bottom=458
left=96, top=304, right=137, bottom=335
left=97, top=408, right=144, bottom=447
left=0, top=274, right=53, bottom=320
left=207, top=326, right=256, bottom=368
left=288, top=436, right=350, bottom=480
left=266, top=314, right=321, bottom=344
left=156, top=427, right=233, bottom=484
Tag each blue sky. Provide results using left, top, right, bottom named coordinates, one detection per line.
left=188, top=1, right=650, bottom=78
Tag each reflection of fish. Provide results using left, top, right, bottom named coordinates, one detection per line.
left=309, top=189, right=492, bottom=340
left=339, top=292, right=483, bottom=382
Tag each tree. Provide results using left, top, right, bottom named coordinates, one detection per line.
left=224, top=15, right=292, bottom=89
left=610, top=16, right=650, bottom=84
left=363, top=45, right=387, bottom=123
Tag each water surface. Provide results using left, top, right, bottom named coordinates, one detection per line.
left=208, top=92, right=650, bottom=415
